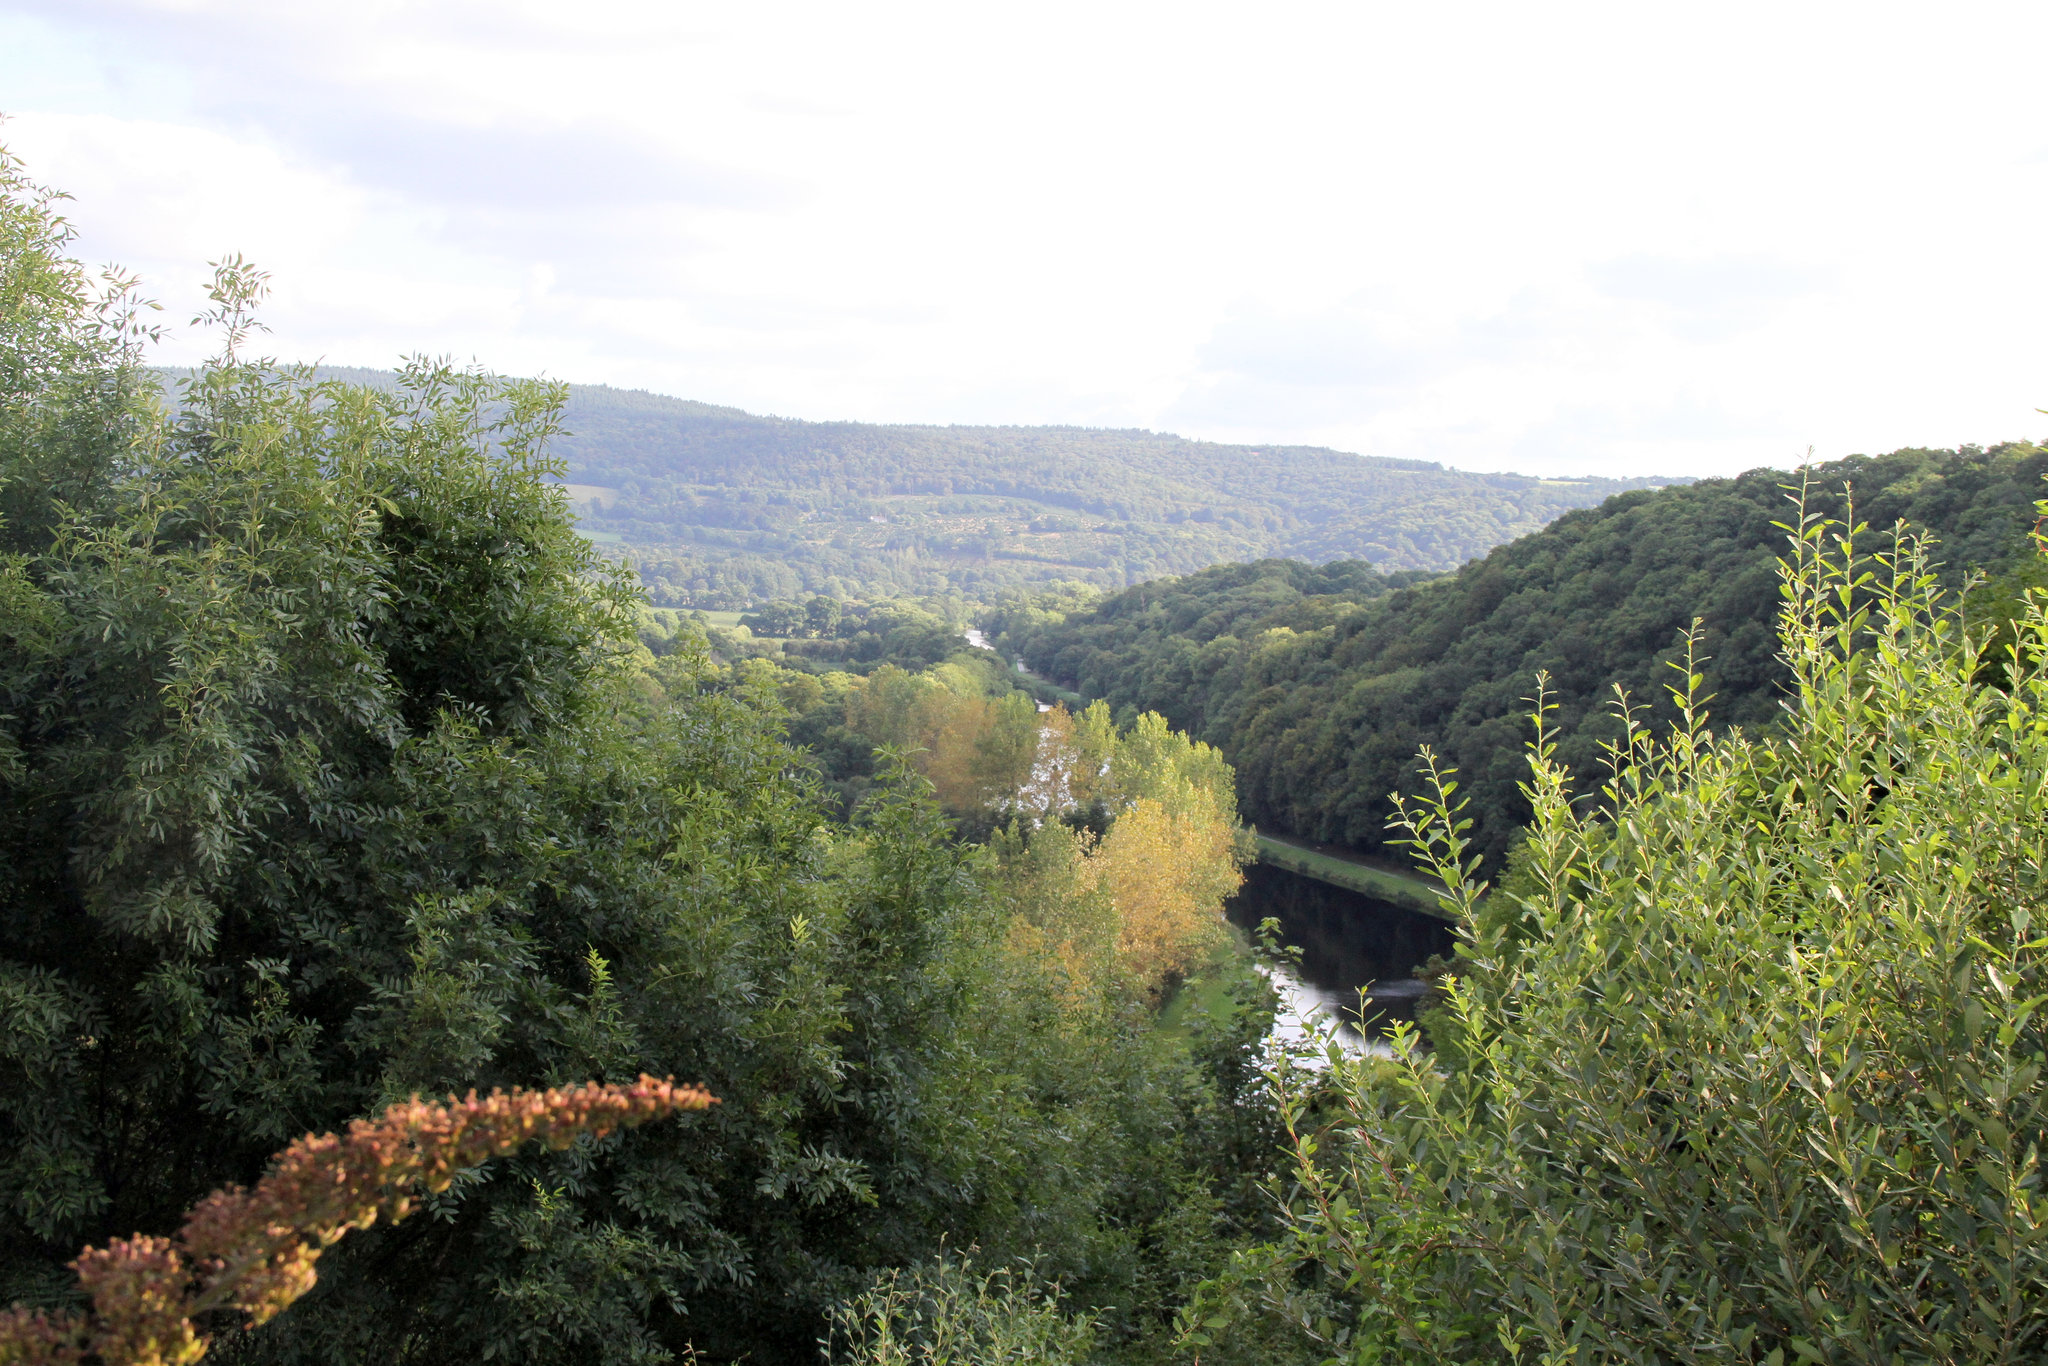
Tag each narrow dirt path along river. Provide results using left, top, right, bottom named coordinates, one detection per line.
left=1225, top=862, right=1458, bottom=1050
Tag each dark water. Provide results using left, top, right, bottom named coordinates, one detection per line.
left=1225, top=861, right=1459, bottom=1045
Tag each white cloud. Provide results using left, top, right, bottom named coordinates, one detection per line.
left=2, top=0, right=2046, bottom=476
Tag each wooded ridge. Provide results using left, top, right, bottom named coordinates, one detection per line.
left=195, top=366, right=1674, bottom=605
left=996, top=441, right=2048, bottom=868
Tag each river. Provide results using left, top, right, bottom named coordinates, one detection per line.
left=1225, top=861, right=1458, bottom=1051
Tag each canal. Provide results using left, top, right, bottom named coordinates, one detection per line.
left=1224, top=861, right=1459, bottom=1049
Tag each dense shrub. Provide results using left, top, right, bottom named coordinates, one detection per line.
left=823, top=1258, right=1094, bottom=1366
left=1212, top=507, right=2048, bottom=1363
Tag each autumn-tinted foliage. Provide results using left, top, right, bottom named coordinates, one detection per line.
left=0, top=1079, right=712, bottom=1366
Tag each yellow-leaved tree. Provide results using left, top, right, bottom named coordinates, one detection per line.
left=996, top=706, right=1250, bottom=1003
left=845, top=664, right=1042, bottom=812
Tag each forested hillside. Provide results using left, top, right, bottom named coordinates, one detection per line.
left=274, top=367, right=1668, bottom=605
left=996, top=442, right=2048, bottom=868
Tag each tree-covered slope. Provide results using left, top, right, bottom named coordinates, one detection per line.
left=998, top=442, right=2048, bottom=868
left=285, top=367, right=1671, bottom=604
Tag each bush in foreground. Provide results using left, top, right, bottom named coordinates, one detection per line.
left=1203, top=503, right=2048, bottom=1364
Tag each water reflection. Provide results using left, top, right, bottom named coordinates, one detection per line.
left=1225, top=861, right=1458, bottom=1050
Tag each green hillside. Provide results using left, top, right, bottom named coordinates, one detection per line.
left=250, top=367, right=1671, bottom=605
left=996, top=441, right=2048, bottom=869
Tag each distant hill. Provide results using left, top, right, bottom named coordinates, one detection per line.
left=193, top=366, right=1675, bottom=606
left=997, top=441, right=2048, bottom=870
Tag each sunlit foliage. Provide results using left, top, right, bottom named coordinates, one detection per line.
left=824, top=1257, right=1093, bottom=1366
left=993, top=708, right=1250, bottom=1003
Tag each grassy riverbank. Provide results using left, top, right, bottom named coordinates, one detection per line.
left=1009, top=661, right=1088, bottom=710
left=1252, top=834, right=1459, bottom=922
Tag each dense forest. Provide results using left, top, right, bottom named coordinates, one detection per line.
left=996, top=442, right=2048, bottom=868
left=245, top=366, right=1669, bottom=606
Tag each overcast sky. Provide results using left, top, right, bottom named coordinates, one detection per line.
left=3, top=1, right=2045, bottom=478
